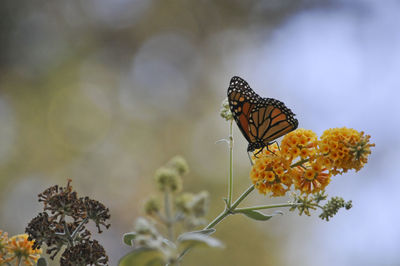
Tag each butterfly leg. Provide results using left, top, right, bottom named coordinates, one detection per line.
left=269, top=141, right=280, bottom=151
left=265, top=145, right=277, bottom=156
left=253, top=147, right=265, bottom=158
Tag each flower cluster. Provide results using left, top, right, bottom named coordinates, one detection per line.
left=0, top=231, right=42, bottom=265
left=121, top=156, right=220, bottom=266
left=150, top=156, right=210, bottom=229
left=154, top=155, right=189, bottom=193
left=319, top=128, right=374, bottom=175
left=25, top=179, right=110, bottom=265
left=60, top=240, right=108, bottom=266
left=251, top=127, right=374, bottom=196
left=250, top=147, right=292, bottom=197
left=220, top=98, right=233, bottom=121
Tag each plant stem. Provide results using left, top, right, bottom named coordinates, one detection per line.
left=227, top=119, right=234, bottom=207
left=290, top=158, right=309, bottom=168
left=234, top=203, right=299, bottom=212
left=230, top=185, right=255, bottom=209
left=71, top=217, right=88, bottom=241
left=204, top=185, right=255, bottom=229
left=164, top=190, right=174, bottom=240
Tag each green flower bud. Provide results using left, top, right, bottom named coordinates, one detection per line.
left=345, top=200, right=352, bottom=210
left=319, top=196, right=349, bottom=221
left=154, top=167, right=182, bottom=193
left=220, top=98, right=233, bottom=121
left=144, top=197, right=160, bottom=215
left=168, top=156, right=189, bottom=176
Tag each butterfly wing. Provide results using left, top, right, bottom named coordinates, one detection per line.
left=227, top=76, right=260, bottom=143
left=248, top=98, right=298, bottom=146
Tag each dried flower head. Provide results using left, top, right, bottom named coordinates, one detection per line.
left=25, top=180, right=110, bottom=264
left=80, top=197, right=111, bottom=233
left=38, top=179, right=81, bottom=219
left=60, top=240, right=108, bottom=266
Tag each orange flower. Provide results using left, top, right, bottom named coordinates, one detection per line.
left=292, top=164, right=331, bottom=194
left=6, top=234, right=42, bottom=266
left=281, top=129, right=318, bottom=161
left=249, top=127, right=373, bottom=196
left=250, top=147, right=292, bottom=197
left=319, top=128, right=375, bottom=174
left=0, top=230, right=12, bottom=264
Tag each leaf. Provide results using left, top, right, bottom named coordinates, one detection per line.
left=37, top=257, right=48, bottom=266
left=184, top=228, right=216, bottom=236
left=238, top=209, right=274, bottom=221
left=118, top=248, right=166, bottom=266
left=177, top=232, right=224, bottom=251
left=123, top=232, right=137, bottom=246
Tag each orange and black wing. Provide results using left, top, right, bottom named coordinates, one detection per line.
left=248, top=98, right=298, bottom=145
left=227, top=76, right=260, bottom=143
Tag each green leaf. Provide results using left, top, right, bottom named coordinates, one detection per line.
left=185, top=228, right=216, bottom=236
left=123, top=232, right=137, bottom=246
left=37, top=257, right=47, bottom=266
left=118, top=248, right=166, bottom=266
left=178, top=232, right=224, bottom=251
left=238, top=209, right=274, bottom=221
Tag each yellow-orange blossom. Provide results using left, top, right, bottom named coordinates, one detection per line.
left=0, top=232, right=42, bottom=266
left=250, top=128, right=374, bottom=196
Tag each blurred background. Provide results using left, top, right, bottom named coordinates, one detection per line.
left=0, top=0, right=399, bottom=265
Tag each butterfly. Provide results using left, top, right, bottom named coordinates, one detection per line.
left=227, top=76, right=298, bottom=153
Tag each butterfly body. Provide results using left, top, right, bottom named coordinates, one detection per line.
left=227, top=76, right=298, bottom=152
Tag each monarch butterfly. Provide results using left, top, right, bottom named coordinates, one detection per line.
left=227, top=76, right=298, bottom=153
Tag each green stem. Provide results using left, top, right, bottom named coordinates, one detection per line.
left=290, top=158, right=309, bottom=168
left=205, top=150, right=313, bottom=230
left=230, top=185, right=255, bottom=209
left=228, top=119, right=234, bottom=207
left=234, top=203, right=300, bottom=212
left=71, top=217, right=88, bottom=241
left=204, top=185, right=255, bottom=229
left=164, top=190, right=174, bottom=240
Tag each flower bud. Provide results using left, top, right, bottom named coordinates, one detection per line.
left=144, top=197, right=160, bottom=215
left=154, top=167, right=182, bottom=193
left=168, top=156, right=189, bottom=176
left=220, top=98, right=233, bottom=121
